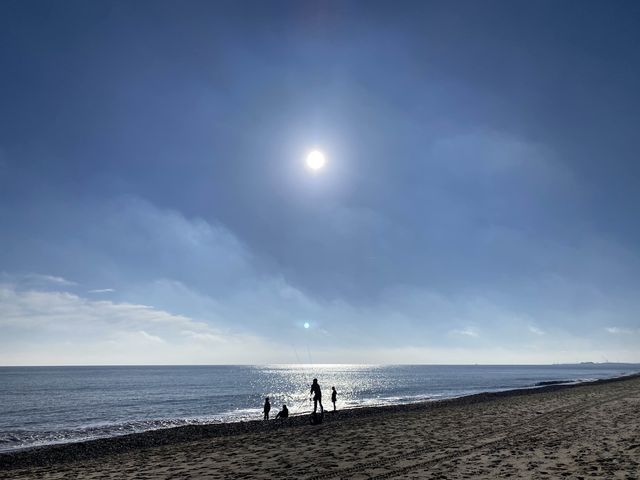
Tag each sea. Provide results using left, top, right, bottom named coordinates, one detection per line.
left=1, top=364, right=638, bottom=453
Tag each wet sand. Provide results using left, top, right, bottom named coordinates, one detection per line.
left=2, top=374, right=639, bottom=479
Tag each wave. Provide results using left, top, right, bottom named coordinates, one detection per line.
left=532, top=377, right=598, bottom=387
left=534, top=379, right=572, bottom=386
left=0, top=416, right=233, bottom=453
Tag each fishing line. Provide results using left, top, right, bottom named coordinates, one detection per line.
left=288, top=340, right=308, bottom=416
left=306, top=344, right=313, bottom=366
left=288, top=329, right=316, bottom=416
left=292, top=344, right=302, bottom=364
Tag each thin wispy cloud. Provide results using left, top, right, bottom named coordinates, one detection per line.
left=605, top=327, right=638, bottom=335
left=528, top=326, right=545, bottom=336
left=1, top=272, right=78, bottom=288
left=180, top=330, right=226, bottom=343
left=450, top=327, right=479, bottom=338
left=26, top=274, right=77, bottom=286
left=135, top=330, right=165, bottom=344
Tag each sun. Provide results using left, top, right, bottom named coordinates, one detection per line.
left=306, top=150, right=326, bottom=171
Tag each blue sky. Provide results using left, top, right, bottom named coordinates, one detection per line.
left=1, top=0, right=639, bottom=364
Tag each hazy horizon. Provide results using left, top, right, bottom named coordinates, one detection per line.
left=4, top=362, right=639, bottom=367
left=2, top=1, right=640, bottom=365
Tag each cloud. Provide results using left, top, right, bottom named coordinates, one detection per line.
left=450, top=327, right=479, bottom=337
left=605, top=326, right=638, bottom=335
left=1, top=272, right=77, bottom=288
left=135, top=330, right=165, bottom=343
left=27, top=274, right=77, bottom=286
left=0, top=283, right=201, bottom=333
left=0, top=282, right=283, bottom=364
left=2, top=279, right=640, bottom=364
left=2, top=195, right=640, bottom=364
left=180, top=330, right=225, bottom=343
left=528, top=326, right=545, bottom=335
left=105, top=330, right=166, bottom=345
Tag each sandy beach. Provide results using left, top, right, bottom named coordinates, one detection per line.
left=2, top=375, right=639, bottom=479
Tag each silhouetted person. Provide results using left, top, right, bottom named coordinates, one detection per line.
left=263, top=397, right=271, bottom=420
left=331, top=386, right=337, bottom=411
left=310, top=378, right=323, bottom=413
left=275, top=404, right=289, bottom=419
left=310, top=409, right=324, bottom=425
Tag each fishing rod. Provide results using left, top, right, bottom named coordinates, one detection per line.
left=288, top=324, right=315, bottom=416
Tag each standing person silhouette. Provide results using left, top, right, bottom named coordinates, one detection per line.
left=263, top=397, right=271, bottom=420
left=331, top=386, right=337, bottom=411
left=310, top=378, right=323, bottom=413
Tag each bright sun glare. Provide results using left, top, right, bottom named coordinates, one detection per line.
left=306, top=150, right=326, bottom=171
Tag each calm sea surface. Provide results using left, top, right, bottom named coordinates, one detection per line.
left=1, top=364, right=638, bottom=452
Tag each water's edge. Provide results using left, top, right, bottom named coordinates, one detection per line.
left=2, top=372, right=639, bottom=471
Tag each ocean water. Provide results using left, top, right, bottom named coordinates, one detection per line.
left=0, top=364, right=638, bottom=452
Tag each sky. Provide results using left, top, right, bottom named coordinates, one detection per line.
left=1, top=0, right=639, bottom=365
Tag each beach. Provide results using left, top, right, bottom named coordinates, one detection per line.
left=1, top=374, right=639, bottom=479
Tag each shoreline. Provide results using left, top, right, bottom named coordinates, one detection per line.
left=0, top=377, right=600, bottom=454
left=2, top=371, right=639, bottom=471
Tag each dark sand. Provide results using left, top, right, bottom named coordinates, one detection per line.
left=2, top=374, right=639, bottom=479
